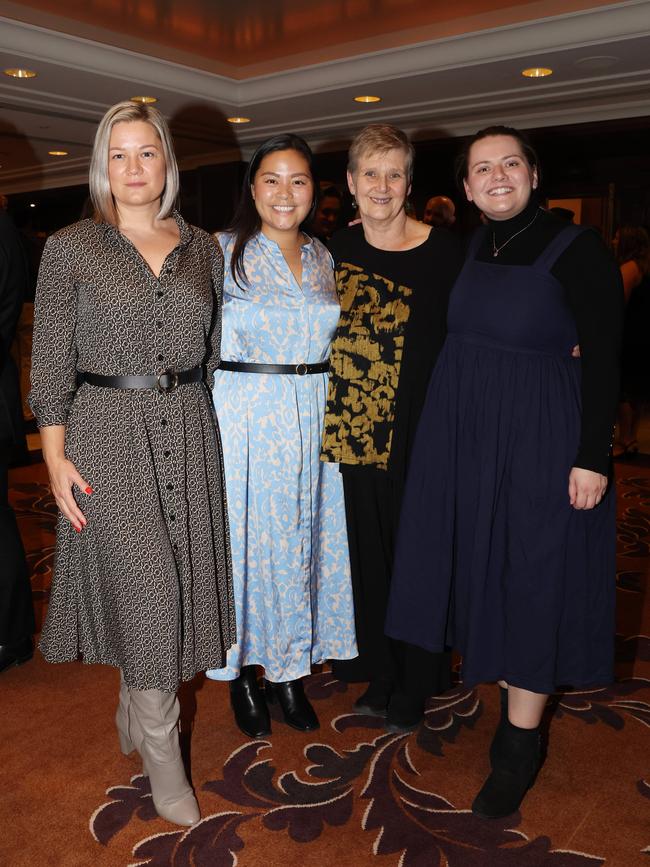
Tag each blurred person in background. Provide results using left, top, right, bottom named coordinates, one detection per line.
left=613, top=225, right=650, bottom=456
left=0, top=202, right=35, bottom=674
left=422, top=194, right=456, bottom=228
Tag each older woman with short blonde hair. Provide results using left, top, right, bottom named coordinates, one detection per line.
left=321, top=124, right=462, bottom=731
left=30, top=101, right=234, bottom=828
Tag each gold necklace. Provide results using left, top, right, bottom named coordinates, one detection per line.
left=491, top=208, right=540, bottom=257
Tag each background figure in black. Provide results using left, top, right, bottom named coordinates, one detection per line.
left=422, top=195, right=456, bottom=228
left=308, top=182, right=343, bottom=244
left=0, top=207, right=35, bottom=673
left=613, top=225, right=650, bottom=457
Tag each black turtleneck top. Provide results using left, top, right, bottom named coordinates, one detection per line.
left=472, top=199, right=624, bottom=475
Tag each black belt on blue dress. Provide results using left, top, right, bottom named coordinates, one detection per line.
left=78, top=367, right=204, bottom=393
left=218, top=360, right=329, bottom=375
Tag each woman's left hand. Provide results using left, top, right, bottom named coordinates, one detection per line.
left=568, top=467, right=607, bottom=510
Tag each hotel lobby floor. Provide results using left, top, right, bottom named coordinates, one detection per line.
left=2, top=460, right=649, bottom=867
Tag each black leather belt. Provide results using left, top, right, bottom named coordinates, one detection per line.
left=79, top=367, right=204, bottom=393
left=219, top=360, right=329, bottom=375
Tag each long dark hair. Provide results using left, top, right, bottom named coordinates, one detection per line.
left=454, top=124, right=540, bottom=191
left=229, top=133, right=318, bottom=288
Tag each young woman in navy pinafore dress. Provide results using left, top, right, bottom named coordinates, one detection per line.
left=386, top=126, right=623, bottom=819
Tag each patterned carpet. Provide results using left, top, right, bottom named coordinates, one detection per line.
left=2, top=460, right=649, bottom=867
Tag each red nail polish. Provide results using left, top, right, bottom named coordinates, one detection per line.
left=74, top=526, right=81, bottom=533
left=85, top=486, right=94, bottom=495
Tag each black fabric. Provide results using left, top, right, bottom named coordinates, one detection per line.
left=0, top=210, right=28, bottom=456
left=0, top=459, right=35, bottom=643
left=476, top=201, right=624, bottom=474
left=620, top=274, right=650, bottom=401
left=328, top=224, right=463, bottom=481
left=334, top=468, right=451, bottom=700
left=0, top=211, right=33, bottom=643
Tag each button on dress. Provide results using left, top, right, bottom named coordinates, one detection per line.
left=206, top=232, right=357, bottom=683
left=29, top=214, right=235, bottom=691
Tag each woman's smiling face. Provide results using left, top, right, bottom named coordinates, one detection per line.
left=251, top=148, right=313, bottom=240
left=347, top=147, right=410, bottom=224
left=463, top=134, right=537, bottom=221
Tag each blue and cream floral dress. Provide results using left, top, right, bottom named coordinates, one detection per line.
left=206, top=231, right=357, bottom=683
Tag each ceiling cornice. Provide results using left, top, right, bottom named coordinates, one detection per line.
left=2, top=1, right=649, bottom=110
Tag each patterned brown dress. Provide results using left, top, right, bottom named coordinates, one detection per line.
left=29, top=213, right=235, bottom=691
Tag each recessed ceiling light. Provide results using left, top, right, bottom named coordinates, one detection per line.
left=48, top=150, right=68, bottom=156
left=354, top=95, right=382, bottom=103
left=4, top=68, right=37, bottom=79
left=521, top=67, right=553, bottom=78
left=29, top=203, right=36, bottom=208
left=227, top=117, right=251, bottom=124
left=130, top=95, right=157, bottom=104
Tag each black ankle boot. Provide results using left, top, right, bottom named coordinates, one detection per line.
left=385, top=691, right=425, bottom=733
left=229, top=666, right=271, bottom=738
left=354, top=677, right=393, bottom=717
left=265, top=678, right=319, bottom=732
left=472, top=718, right=541, bottom=819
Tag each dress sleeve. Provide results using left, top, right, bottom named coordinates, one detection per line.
left=206, top=234, right=225, bottom=387
left=554, top=230, right=624, bottom=475
left=28, top=233, right=79, bottom=427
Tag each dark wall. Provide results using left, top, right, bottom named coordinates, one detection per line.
left=7, top=117, right=650, bottom=238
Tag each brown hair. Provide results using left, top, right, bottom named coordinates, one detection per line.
left=455, top=124, right=540, bottom=190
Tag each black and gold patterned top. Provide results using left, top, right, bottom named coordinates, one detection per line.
left=321, top=225, right=462, bottom=478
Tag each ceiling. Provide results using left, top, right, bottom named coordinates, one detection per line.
left=1, top=0, right=649, bottom=193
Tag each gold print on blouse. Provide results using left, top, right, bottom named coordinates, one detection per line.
left=322, top=262, right=413, bottom=470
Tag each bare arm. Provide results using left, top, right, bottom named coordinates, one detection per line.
left=620, top=259, right=642, bottom=303
left=40, top=424, right=91, bottom=531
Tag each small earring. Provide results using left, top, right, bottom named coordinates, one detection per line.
left=351, top=197, right=357, bottom=210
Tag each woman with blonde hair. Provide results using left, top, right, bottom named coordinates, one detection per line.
left=29, top=100, right=234, bottom=826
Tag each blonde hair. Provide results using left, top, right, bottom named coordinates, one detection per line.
left=89, top=101, right=179, bottom=225
left=348, top=124, right=415, bottom=182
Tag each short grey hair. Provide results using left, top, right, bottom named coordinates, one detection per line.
left=347, top=124, right=415, bottom=182
left=89, top=101, right=179, bottom=225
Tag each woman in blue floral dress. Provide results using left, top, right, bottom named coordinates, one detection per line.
left=206, top=134, right=357, bottom=736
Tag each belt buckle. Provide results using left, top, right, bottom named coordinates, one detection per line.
left=157, top=369, right=179, bottom=393
left=295, top=363, right=308, bottom=376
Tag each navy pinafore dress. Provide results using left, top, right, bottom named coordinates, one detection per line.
left=385, top=225, right=616, bottom=694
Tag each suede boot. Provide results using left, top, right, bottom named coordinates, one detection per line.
left=129, top=688, right=200, bottom=826
left=472, top=718, right=541, bottom=818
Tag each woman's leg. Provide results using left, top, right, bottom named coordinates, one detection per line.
left=472, top=683, right=546, bottom=818
left=128, top=687, right=200, bottom=827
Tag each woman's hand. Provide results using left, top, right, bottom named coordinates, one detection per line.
left=568, top=467, right=607, bottom=510
left=47, top=457, right=92, bottom=531
left=40, top=424, right=92, bottom=532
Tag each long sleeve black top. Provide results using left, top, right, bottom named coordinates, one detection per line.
left=475, top=200, right=624, bottom=475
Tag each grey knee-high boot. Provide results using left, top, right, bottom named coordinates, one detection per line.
left=128, top=688, right=200, bottom=827
left=115, top=671, right=144, bottom=756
